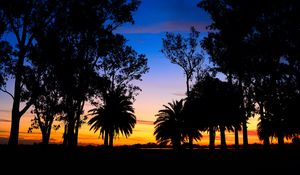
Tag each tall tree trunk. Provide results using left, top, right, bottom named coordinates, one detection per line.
left=186, top=75, right=194, bottom=150
left=74, top=101, right=84, bottom=146
left=277, top=131, right=285, bottom=149
left=220, top=124, right=226, bottom=150
left=242, top=116, right=248, bottom=149
left=259, top=102, right=270, bottom=150
left=263, top=134, right=270, bottom=150
left=42, top=119, right=53, bottom=145
left=104, top=131, right=109, bottom=147
left=63, top=124, right=68, bottom=146
left=8, top=55, right=23, bottom=146
left=186, top=75, right=190, bottom=98
left=67, top=113, right=76, bottom=147
left=8, top=111, right=20, bottom=146
left=239, top=78, right=249, bottom=149
left=74, top=114, right=80, bottom=146
left=65, top=95, right=76, bottom=147
left=109, top=131, right=114, bottom=147
left=209, top=126, right=215, bottom=150
left=234, top=125, right=239, bottom=149
left=42, top=130, right=49, bottom=145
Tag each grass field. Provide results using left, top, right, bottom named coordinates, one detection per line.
left=1, top=144, right=300, bottom=174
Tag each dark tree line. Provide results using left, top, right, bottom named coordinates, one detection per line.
left=0, top=0, right=149, bottom=147
left=155, top=0, right=300, bottom=150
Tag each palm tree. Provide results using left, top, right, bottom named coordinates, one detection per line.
left=154, top=99, right=185, bottom=149
left=88, top=87, right=136, bottom=147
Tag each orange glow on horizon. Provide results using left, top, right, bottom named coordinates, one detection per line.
left=0, top=110, right=266, bottom=146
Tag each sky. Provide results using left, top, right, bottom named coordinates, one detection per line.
left=0, top=0, right=261, bottom=146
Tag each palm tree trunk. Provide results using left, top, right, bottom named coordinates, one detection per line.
left=234, top=125, right=239, bottom=149
left=209, top=126, right=215, bottom=150
left=220, top=124, right=226, bottom=150
left=104, top=131, right=109, bottom=147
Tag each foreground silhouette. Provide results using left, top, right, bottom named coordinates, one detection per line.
left=1, top=144, right=300, bottom=174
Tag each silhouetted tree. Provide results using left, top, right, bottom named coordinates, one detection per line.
left=94, top=34, right=148, bottom=145
left=0, top=0, right=58, bottom=145
left=31, top=0, right=142, bottom=147
left=162, top=26, right=204, bottom=149
left=188, top=74, right=242, bottom=150
left=88, top=86, right=136, bottom=147
left=199, top=0, right=258, bottom=149
left=154, top=99, right=185, bottom=149
left=99, top=34, right=149, bottom=97
left=27, top=69, right=62, bottom=145
left=199, top=0, right=300, bottom=150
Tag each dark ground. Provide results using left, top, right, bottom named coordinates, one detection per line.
left=1, top=144, right=300, bottom=174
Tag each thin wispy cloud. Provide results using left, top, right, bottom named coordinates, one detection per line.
left=0, top=109, right=10, bottom=113
left=0, top=109, right=31, bottom=115
left=172, top=92, right=186, bottom=97
left=137, top=120, right=154, bottom=125
left=118, top=21, right=208, bottom=34
left=0, top=119, right=11, bottom=122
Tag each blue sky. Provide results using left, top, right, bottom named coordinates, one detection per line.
left=116, top=0, right=211, bottom=122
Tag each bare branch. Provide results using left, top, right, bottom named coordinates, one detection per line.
left=0, top=88, right=14, bottom=99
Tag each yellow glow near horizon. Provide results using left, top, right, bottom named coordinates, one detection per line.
left=0, top=109, right=262, bottom=146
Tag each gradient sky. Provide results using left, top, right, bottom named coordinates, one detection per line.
left=0, top=0, right=261, bottom=145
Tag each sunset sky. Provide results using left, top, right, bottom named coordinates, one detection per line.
left=0, top=0, right=261, bottom=146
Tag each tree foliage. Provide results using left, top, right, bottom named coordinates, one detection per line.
left=162, top=26, right=204, bottom=96
left=199, top=0, right=300, bottom=148
left=88, top=86, right=136, bottom=147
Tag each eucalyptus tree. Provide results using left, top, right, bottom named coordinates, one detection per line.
left=32, top=0, right=142, bottom=147
left=162, top=26, right=204, bottom=149
left=187, top=74, right=242, bottom=149
left=199, top=0, right=300, bottom=149
left=0, top=0, right=58, bottom=145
